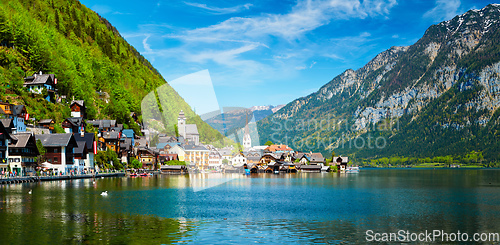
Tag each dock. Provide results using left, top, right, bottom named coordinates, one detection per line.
left=0, top=172, right=126, bottom=185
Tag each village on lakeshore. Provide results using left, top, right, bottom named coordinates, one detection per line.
left=0, top=72, right=358, bottom=179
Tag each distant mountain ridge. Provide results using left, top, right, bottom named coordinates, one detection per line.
left=257, top=4, right=500, bottom=162
left=204, top=105, right=284, bottom=136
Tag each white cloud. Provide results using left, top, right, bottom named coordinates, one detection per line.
left=184, top=2, right=253, bottom=15
left=423, top=0, right=461, bottom=22
left=142, top=35, right=152, bottom=53
left=176, top=0, right=397, bottom=42
left=135, top=0, right=398, bottom=89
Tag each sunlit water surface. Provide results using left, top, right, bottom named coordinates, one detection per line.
left=1, top=169, right=500, bottom=244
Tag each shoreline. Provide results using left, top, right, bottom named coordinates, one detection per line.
left=0, top=172, right=126, bottom=185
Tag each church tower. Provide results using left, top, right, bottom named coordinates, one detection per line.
left=243, top=112, right=252, bottom=149
left=178, top=110, right=186, bottom=139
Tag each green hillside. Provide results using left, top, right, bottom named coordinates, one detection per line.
left=0, top=0, right=226, bottom=143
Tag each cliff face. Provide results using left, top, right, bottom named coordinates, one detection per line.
left=257, top=4, right=500, bottom=160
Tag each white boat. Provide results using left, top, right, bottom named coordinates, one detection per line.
left=346, top=166, right=360, bottom=173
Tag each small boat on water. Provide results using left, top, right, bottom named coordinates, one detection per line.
left=140, top=173, right=149, bottom=177
left=129, top=173, right=138, bottom=177
left=346, top=166, right=360, bottom=173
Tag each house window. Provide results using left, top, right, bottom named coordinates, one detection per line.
left=54, top=157, right=58, bottom=162
left=54, top=148, right=58, bottom=153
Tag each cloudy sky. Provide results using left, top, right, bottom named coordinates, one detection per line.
left=80, top=0, right=494, bottom=109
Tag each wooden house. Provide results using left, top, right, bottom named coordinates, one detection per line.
left=38, top=119, right=55, bottom=133
left=99, top=131, right=120, bottom=153
left=36, top=133, right=78, bottom=174
left=136, top=147, right=156, bottom=170
left=62, top=117, right=85, bottom=134
left=309, top=153, right=325, bottom=165
left=0, top=119, right=15, bottom=134
left=231, top=152, right=247, bottom=167
left=8, top=133, right=39, bottom=176
left=259, top=153, right=278, bottom=164
left=73, top=141, right=88, bottom=172
left=0, top=122, right=12, bottom=173
left=70, top=100, right=86, bottom=119
left=23, top=72, right=57, bottom=102
left=245, top=150, right=262, bottom=164
left=335, top=156, right=349, bottom=172
left=74, top=132, right=96, bottom=172
left=0, top=103, right=27, bottom=133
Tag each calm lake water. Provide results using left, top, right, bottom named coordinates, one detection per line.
left=1, top=169, right=500, bottom=244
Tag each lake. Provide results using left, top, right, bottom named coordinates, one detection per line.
left=1, top=169, right=500, bottom=244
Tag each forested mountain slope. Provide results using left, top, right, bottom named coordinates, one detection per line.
left=258, top=4, right=500, bottom=163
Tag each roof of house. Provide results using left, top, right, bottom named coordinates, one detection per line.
left=102, top=131, right=120, bottom=140
left=265, top=144, right=293, bottom=152
left=88, top=119, right=116, bottom=129
left=121, top=129, right=135, bottom=138
left=232, top=152, right=245, bottom=158
left=71, top=100, right=85, bottom=107
left=12, top=105, right=26, bottom=116
left=135, top=137, right=148, bottom=147
left=73, top=133, right=95, bottom=151
left=74, top=141, right=87, bottom=155
left=63, top=117, right=84, bottom=127
left=335, top=156, right=349, bottom=164
left=0, top=121, right=12, bottom=139
left=23, top=73, right=55, bottom=86
left=158, top=135, right=177, bottom=143
left=219, top=148, right=232, bottom=156
left=310, top=153, right=325, bottom=163
left=8, top=133, right=35, bottom=150
left=137, top=147, right=156, bottom=155
left=120, top=138, right=132, bottom=151
left=156, top=142, right=180, bottom=149
left=247, top=156, right=261, bottom=162
left=184, top=144, right=208, bottom=151
left=36, top=133, right=76, bottom=147
left=0, top=119, right=14, bottom=129
left=38, top=119, right=54, bottom=124
left=185, top=124, right=199, bottom=135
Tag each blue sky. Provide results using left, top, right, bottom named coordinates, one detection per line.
left=80, top=0, right=495, bottom=109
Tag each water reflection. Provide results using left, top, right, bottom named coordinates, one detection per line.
left=0, top=170, right=499, bottom=243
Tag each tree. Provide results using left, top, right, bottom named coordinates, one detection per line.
left=36, top=139, right=46, bottom=163
left=222, top=159, right=229, bottom=165
left=265, top=141, right=273, bottom=146
left=95, top=149, right=122, bottom=170
left=129, top=158, right=142, bottom=169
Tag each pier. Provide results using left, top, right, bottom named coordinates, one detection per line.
left=0, top=172, right=125, bottom=185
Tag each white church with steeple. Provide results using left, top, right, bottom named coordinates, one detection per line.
left=243, top=113, right=252, bottom=149
left=177, top=110, right=200, bottom=145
